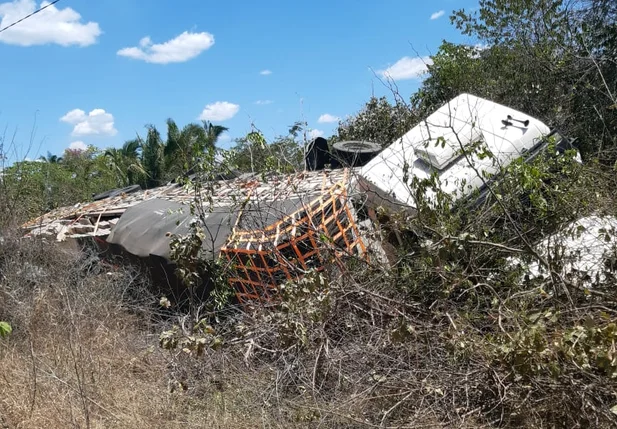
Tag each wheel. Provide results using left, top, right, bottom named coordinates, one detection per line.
left=92, top=185, right=142, bottom=201
left=331, top=140, right=381, bottom=167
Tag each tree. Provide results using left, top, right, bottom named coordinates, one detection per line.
left=226, top=126, right=303, bottom=174
left=0, top=147, right=118, bottom=220
left=62, top=145, right=115, bottom=191
left=411, top=42, right=490, bottom=117
left=39, top=151, right=62, bottom=164
left=447, top=0, right=617, bottom=159
left=203, top=121, right=228, bottom=152
left=102, top=119, right=229, bottom=190
left=163, top=119, right=228, bottom=180
left=336, top=96, right=418, bottom=147
left=140, top=125, right=165, bottom=188
left=104, top=139, right=146, bottom=186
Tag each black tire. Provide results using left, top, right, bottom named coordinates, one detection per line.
left=92, top=185, right=142, bottom=201
left=331, top=140, right=381, bottom=167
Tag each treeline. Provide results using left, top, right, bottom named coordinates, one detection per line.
left=0, top=117, right=314, bottom=222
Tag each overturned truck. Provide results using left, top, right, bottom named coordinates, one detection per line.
left=23, top=168, right=375, bottom=305
left=22, top=93, right=580, bottom=305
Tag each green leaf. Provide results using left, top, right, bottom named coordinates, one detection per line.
left=0, top=321, right=12, bottom=338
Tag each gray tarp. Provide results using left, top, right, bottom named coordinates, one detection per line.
left=236, top=198, right=308, bottom=231
left=106, top=194, right=321, bottom=263
left=106, top=198, right=237, bottom=261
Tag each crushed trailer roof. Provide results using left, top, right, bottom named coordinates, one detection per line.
left=22, top=168, right=355, bottom=241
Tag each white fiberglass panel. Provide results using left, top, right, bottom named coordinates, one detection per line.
left=359, top=93, right=551, bottom=209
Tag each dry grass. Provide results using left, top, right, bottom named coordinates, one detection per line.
left=0, top=234, right=459, bottom=429
left=0, top=236, right=289, bottom=429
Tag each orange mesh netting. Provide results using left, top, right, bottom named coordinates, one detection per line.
left=220, top=171, right=368, bottom=305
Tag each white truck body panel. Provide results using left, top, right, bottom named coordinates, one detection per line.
left=358, top=93, right=551, bottom=210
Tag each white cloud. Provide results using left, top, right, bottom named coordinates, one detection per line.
left=318, top=113, right=340, bottom=124
left=259, top=69, right=272, bottom=75
left=60, top=108, right=117, bottom=137
left=0, top=0, right=101, bottom=46
left=474, top=43, right=490, bottom=52
left=198, top=101, right=239, bottom=121
left=430, top=10, right=445, bottom=20
left=465, top=43, right=491, bottom=59
left=378, top=56, right=433, bottom=81
left=218, top=132, right=232, bottom=143
left=308, top=129, right=324, bottom=139
left=254, top=100, right=273, bottom=105
left=117, top=31, right=215, bottom=64
left=68, top=141, right=87, bottom=151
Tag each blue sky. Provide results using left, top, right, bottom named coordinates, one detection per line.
left=0, top=0, right=477, bottom=161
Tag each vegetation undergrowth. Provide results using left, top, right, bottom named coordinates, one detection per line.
left=153, top=137, right=617, bottom=427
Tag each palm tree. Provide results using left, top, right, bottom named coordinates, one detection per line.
left=163, top=119, right=204, bottom=177
left=202, top=120, right=228, bottom=151
left=39, top=151, right=63, bottom=163
left=141, top=125, right=165, bottom=188
left=164, top=119, right=229, bottom=176
left=104, top=139, right=146, bottom=186
left=102, top=119, right=229, bottom=188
